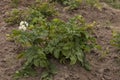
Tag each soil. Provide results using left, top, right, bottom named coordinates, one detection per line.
left=0, top=0, right=120, bottom=80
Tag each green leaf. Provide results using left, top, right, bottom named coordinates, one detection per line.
left=41, top=71, right=53, bottom=80
left=33, top=59, right=40, bottom=67
left=49, top=63, right=58, bottom=74
left=17, top=53, right=24, bottom=59
left=40, top=60, right=49, bottom=68
left=41, top=71, right=49, bottom=80
left=70, top=55, right=77, bottom=65
left=76, top=51, right=84, bottom=64
left=53, top=49, right=60, bottom=59
left=84, top=61, right=91, bottom=71
left=62, top=50, right=71, bottom=58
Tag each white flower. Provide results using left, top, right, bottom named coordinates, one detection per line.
left=19, top=21, right=28, bottom=31
left=20, top=21, right=24, bottom=26
left=20, top=21, right=28, bottom=27
left=19, top=25, right=27, bottom=31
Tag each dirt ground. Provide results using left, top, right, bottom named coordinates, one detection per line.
left=0, top=0, right=120, bottom=80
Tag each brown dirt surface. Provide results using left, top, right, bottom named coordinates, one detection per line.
left=0, top=0, right=120, bottom=80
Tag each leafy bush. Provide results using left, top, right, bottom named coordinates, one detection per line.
left=6, top=1, right=99, bottom=80
left=86, top=0, right=101, bottom=9
left=51, top=0, right=82, bottom=9
left=5, top=2, right=56, bottom=25
left=103, top=0, right=120, bottom=9
left=51, top=0, right=101, bottom=10
left=11, top=0, right=20, bottom=7
left=4, top=9, right=31, bottom=25
left=32, top=2, right=57, bottom=17
left=9, top=14, right=97, bottom=79
left=4, top=9, right=22, bottom=25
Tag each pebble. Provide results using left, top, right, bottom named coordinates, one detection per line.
left=103, top=75, right=111, bottom=80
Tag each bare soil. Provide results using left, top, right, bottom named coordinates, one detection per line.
left=0, top=0, right=120, bottom=80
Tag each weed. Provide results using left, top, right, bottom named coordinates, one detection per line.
left=51, top=0, right=101, bottom=10
left=104, top=0, right=120, bottom=9
left=112, top=32, right=120, bottom=48
left=32, top=2, right=57, bottom=17
left=4, top=9, right=22, bottom=25
left=86, top=0, right=101, bottom=10
left=5, top=2, right=56, bottom=25
left=51, top=0, right=82, bottom=10
left=11, top=0, right=20, bottom=7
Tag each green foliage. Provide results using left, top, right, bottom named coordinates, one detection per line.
left=51, top=0, right=101, bottom=10
left=51, top=0, right=82, bottom=9
left=14, top=66, right=37, bottom=79
left=4, top=9, right=22, bottom=25
left=5, top=2, right=56, bottom=25
left=9, top=14, right=97, bottom=79
left=112, top=32, right=120, bottom=48
left=86, top=0, right=101, bottom=9
left=104, top=0, right=120, bottom=9
left=11, top=0, right=19, bottom=7
left=41, top=64, right=57, bottom=80
left=32, top=2, right=57, bottom=17
left=4, top=9, right=29, bottom=25
left=7, top=1, right=99, bottom=80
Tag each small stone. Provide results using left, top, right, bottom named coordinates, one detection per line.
left=104, top=68, right=110, bottom=73
left=103, top=75, right=111, bottom=80
left=98, top=69, right=104, bottom=74
left=101, top=78, right=105, bottom=80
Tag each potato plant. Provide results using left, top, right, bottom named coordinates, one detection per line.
left=112, top=32, right=120, bottom=48
left=5, top=2, right=56, bottom=25
left=31, top=2, right=57, bottom=17
left=4, top=9, right=22, bottom=25
left=103, top=0, right=120, bottom=9
left=11, top=0, right=20, bottom=7
left=51, top=0, right=101, bottom=10
left=6, top=1, right=99, bottom=80
left=10, top=15, right=98, bottom=79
